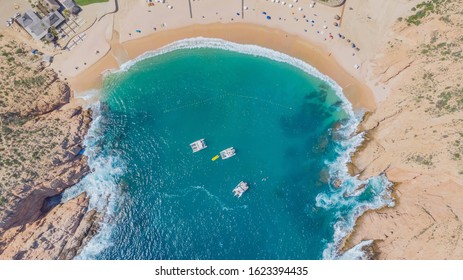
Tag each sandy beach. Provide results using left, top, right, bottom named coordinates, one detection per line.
left=3, top=0, right=463, bottom=259
left=71, top=23, right=376, bottom=110
left=56, top=0, right=421, bottom=110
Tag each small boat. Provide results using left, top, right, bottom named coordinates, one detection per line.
left=233, top=181, right=249, bottom=198
left=211, top=155, right=220, bottom=161
left=220, top=147, right=236, bottom=159
left=190, top=139, right=207, bottom=153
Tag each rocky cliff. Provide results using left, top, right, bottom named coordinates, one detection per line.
left=0, top=193, right=100, bottom=260
left=346, top=0, right=463, bottom=259
left=0, top=34, right=97, bottom=259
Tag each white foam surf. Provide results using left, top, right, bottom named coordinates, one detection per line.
left=110, top=37, right=353, bottom=116
left=316, top=113, right=394, bottom=259
left=68, top=37, right=393, bottom=259
left=61, top=101, right=125, bottom=259
left=337, top=240, right=374, bottom=260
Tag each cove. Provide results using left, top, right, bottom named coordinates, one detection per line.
left=65, top=39, right=392, bottom=260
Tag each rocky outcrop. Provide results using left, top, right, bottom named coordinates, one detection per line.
left=0, top=193, right=100, bottom=260
left=0, top=34, right=97, bottom=259
left=0, top=107, right=92, bottom=230
left=346, top=1, right=463, bottom=259
left=345, top=169, right=463, bottom=259
left=31, top=79, right=71, bottom=116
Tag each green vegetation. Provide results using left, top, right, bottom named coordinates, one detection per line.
left=407, top=153, right=435, bottom=167
left=420, top=40, right=462, bottom=61
left=398, top=0, right=463, bottom=168
left=447, top=132, right=463, bottom=162
left=13, top=76, right=46, bottom=87
left=435, top=87, right=463, bottom=113
left=0, top=37, right=79, bottom=204
left=406, top=0, right=448, bottom=25
left=74, top=0, right=109, bottom=6
left=0, top=196, right=6, bottom=207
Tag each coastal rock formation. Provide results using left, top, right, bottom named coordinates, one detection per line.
left=346, top=169, right=463, bottom=259
left=0, top=107, right=92, bottom=230
left=0, top=35, right=95, bottom=259
left=0, top=193, right=100, bottom=260
left=347, top=0, right=463, bottom=259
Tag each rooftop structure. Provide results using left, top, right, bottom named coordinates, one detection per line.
left=43, top=0, right=61, bottom=11
left=220, top=147, right=236, bottom=160
left=61, top=0, right=81, bottom=15
left=233, top=181, right=249, bottom=198
left=44, top=11, right=65, bottom=27
left=190, top=139, right=207, bottom=153
left=17, top=10, right=64, bottom=40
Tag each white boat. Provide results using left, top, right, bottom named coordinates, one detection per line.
left=190, top=138, right=207, bottom=153
left=220, top=147, right=236, bottom=159
left=233, top=181, right=249, bottom=198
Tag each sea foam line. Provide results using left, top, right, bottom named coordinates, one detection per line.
left=68, top=37, right=393, bottom=259
left=112, top=37, right=394, bottom=259
left=61, top=101, right=125, bottom=259
left=111, top=37, right=353, bottom=116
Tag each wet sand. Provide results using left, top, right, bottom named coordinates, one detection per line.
left=70, top=23, right=376, bottom=111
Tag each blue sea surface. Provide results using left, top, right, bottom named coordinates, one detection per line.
left=65, top=39, right=392, bottom=260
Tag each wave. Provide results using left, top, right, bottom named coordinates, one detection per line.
left=110, top=37, right=353, bottom=116
left=67, top=37, right=393, bottom=259
left=316, top=110, right=394, bottom=259
left=337, top=240, right=374, bottom=260
left=73, top=88, right=101, bottom=102
left=61, top=101, right=126, bottom=259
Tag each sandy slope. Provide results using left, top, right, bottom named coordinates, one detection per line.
left=345, top=0, right=463, bottom=259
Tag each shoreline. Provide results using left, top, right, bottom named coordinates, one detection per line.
left=3, top=0, right=461, bottom=260
left=0, top=32, right=99, bottom=259
left=66, top=23, right=384, bottom=259
left=69, top=23, right=377, bottom=112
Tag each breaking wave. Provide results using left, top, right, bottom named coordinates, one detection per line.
left=62, top=101, right=125, bottom=259
left=66, top=38, right=393, bottom=259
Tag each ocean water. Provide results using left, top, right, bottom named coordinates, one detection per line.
left=63, top=38, right=393, bottom=260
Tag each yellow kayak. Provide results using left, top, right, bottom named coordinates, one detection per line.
left=211, top=155, right=220, bottom=161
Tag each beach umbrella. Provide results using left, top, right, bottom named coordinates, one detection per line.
left=266, top=15, right=271, bottom=20
left=334, top=15, right=341, bottom=20
left=351, top=43, right=356, bottom=48
left=333, top=22, right=339, bottom=27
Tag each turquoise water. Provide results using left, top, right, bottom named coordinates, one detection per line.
left=65, top=39, right=393, bottom=260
